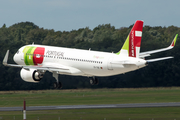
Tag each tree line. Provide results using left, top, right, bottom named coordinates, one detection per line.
left=0, top=22, right=180, bottom=90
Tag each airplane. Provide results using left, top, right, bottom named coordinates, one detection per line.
left=3, top=20, right=178, bottom=89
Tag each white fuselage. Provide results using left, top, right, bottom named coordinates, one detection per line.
left=14, top=45, right=147, bottom=77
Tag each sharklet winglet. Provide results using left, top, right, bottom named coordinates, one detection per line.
left=3, top=50, right=9, bottom=66
left=170, top=34, right=178, bottom=47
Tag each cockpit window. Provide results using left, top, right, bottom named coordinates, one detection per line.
left=16, top=50, right=19, bottom=54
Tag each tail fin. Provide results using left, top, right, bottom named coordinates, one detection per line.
left=116, top=20, right=144, bottom=58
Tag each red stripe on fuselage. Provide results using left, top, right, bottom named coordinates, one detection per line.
left=33, top=47, right=45, bottom=65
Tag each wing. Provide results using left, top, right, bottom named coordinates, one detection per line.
left=139, top=34, right=178, bottom=58
left=3, top=50, right=82, bottom=75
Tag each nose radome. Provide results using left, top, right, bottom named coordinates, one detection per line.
left=13, top=53, right=24, bottom=65
left=13, top=53, right=18, bottom=64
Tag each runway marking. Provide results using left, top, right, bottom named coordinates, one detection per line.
left=1, top=102, right=180, bottom=111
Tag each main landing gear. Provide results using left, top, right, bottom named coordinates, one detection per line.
left=90, top=77, right=99, bottom=85
left=53, top=72, right=62, bottom=89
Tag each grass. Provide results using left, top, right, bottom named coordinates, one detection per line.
left=0, top=87, right=180, bottom=107
left=0, top=87, right=180, bottom=120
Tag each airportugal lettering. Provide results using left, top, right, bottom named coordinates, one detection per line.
left=46, top=50, right=64, bottom=57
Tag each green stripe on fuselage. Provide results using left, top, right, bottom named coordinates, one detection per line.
left=23, top=46, right=37, bottom=65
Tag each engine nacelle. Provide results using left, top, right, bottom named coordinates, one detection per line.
left=20, top=68, right=44, bottom=82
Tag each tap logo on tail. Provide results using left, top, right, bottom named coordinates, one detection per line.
left=117, top=20, right=143, bottom=58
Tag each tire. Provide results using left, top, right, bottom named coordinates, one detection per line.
left=94, top=78, right=99, bottom=85
left=58, top=82, right=62, bottom=89
left=90, top=79, right=94, bottom=85
left=53, top=82, right=58, bottom=89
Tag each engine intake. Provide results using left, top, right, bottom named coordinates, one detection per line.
left=20, top=68, right=44, bottom=82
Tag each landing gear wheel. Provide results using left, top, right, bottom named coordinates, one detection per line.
left=90, top=77, right=99, bottom=85
left=94, top=77, right=99, bottom=85
left=53, top=82, right=58, bottom=89
left=53, top=82, right=62, bottom=89
left=58, top=82, right=62, bottom=89
left=90, top=79, right=95, bottom=85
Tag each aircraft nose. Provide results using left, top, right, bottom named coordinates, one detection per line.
left=13, top=53, right=18, bottom=64
left=13, top=52, right=24, bottom=65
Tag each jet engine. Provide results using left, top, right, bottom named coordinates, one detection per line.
left=20, top=68, right=44, bottom=82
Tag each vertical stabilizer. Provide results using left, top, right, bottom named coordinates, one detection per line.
left=116, top=20, right=144, bottom=58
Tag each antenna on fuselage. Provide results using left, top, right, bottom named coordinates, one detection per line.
left=32, top=42, right=34, bottom=45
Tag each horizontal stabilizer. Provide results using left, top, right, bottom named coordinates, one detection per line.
left=146, top=56, right=173, bottom=63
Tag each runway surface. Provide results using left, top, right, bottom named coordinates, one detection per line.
left=1, top=102, right=180, bottom=111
